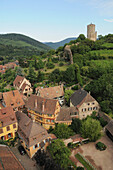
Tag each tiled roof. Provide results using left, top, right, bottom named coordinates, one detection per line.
left=0, top=93, right=2, bottom=100
left=3, top=90, right=25, bottom=109
left=56, top=107, right=78, bottom=122
left=0, top=106, right=17, bottom=127
left=20, top=83, right=30, bottom=93
left=0, top=145, right=24, bottom=170
left=16, top=111, right=50, bottom=147
left=13, top=75, right=24, bottom=88
left=106, top=120, right=113, bottom=135
left=26, top=94, right=58, bottom=115
left=70, top=89, right=95, bottom=107
left=36, top=85, right=64, bottom=99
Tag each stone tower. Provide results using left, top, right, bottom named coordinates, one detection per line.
left=87, top=23, right=97, bottom=41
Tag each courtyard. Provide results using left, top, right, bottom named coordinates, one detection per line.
left=70, top=134, right=113, bottom=170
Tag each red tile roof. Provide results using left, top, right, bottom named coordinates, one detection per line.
left=16, top=111, right=50, bottom=147
left=13, top=75, right=24, bottom=88
left=0, top=106, right=17, bottom=127
left=26, top=94, right=58, bottom=115
left=0, top=145, right=24, bottom=170
left=3, top=90, right=25, bottom=109
left=36, top=85, right=64, bottom=99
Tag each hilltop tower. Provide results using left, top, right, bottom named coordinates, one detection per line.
left=87, top=23, right=97, bottom=41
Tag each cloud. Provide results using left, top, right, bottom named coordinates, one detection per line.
left=104, top=19, right=113, bottom=22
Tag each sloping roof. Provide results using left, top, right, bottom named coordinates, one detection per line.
left=56, top=107, right=78, bottom=122
left=0, top=145, right=24, bottom=170
left=0, top=92, right=2, bottom=100
left=13, top=75, right=24, bottom=88
left=106, top=120, right=113, bottom=135
left=70, top=89, right=95, bottom=107
left=0, top=106, right=17, bottom=127
left=20, top=83, right=28, bottom=92
left=3, top=90, right=25, bottom=109
left=26, top=94, right=58, bottom=115
left=16, top=111, right=50, bottom=147
left=36, top=85, right=64, bottom=99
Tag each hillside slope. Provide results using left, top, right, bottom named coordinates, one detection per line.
left=44, top=37, right=77, bottom=49
left=0, top=33, right=51, bottom=51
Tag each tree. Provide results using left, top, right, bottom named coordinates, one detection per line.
left=64, top=89, right=74, bottom=106
left=78, top=34, right=86, bottom=41
left=71, top=118, right=82, bottom=134
left=80, top=117, right=102, bottom=141
left=27, top=64, right=36, bottom=84
left=64, top=65, right=75, bottom=83
left=47, top=139, right=73, bottom=169
left=53, top=123, right=74, bottom=139
left=37, top=70, right=44, bottom=82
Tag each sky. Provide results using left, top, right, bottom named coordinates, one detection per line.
left=0, top=0, right=113, bottom=42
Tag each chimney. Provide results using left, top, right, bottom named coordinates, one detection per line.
left=42, top=100, right=44, bottom=112
left=12, top=91, right=15, bottom=96
left=35, top=99, right=37, bottom=108
left=89, top=91, right=91, bottom=95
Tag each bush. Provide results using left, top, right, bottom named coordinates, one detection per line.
left=96, top=142, right=107, bottom=151
left=59, top=62, right=64, bottom=66
left=46, top=62, right=55, bottom=69
left=71, top=85, right=78, bottom=90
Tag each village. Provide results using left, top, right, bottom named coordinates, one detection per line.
left=0, top=71, right=113, bottom=170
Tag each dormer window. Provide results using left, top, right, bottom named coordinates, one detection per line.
left=2, top=112, right=6, bottom=115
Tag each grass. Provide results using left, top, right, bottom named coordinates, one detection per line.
left=43, top=64, right=69, bottom=73
left=75, top=153, right=94, bottom=170
left=90, top=49, right=113, bottom=57
left=102, top=43, right=113, bottom=48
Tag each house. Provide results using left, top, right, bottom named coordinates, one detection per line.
left=0, top=106, right=18, bottom=140
left=0, top=145, right=24, bottom=169
left=16, top=111, right=52, bottom=158
left=55, top=107, right=78, bottom=125
left=13, top=75, right=33, bottom=96
left=36, top=84, right=64, bottom=105
left=70, top=89, right=100, bottom=119
left=1, top=90, right=25, bottom=111
left=25, top=94, right=60, bottom=130
left=105, top=120, right=113, bottom=141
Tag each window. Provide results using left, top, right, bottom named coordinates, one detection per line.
left=0, top=129, right=3, bottom=134
left=35, top=144, right=37, bottom=148
left=87, top=103, right=90, bottom=105
left=88, top=107, right=92, bottom=111
left=93, top=107, right=97, bottom=110
left=92, top=102, right=95, bottom=105
left=43, top=139, right=46, bottom=143
left=11, top=103, right=14, bottom=106
left=13, top=124, right=16, bottom=129
left=82, top=108, right=86, bottom=112
left=1, top=136, right=5, bottom=140
left=51, top=120, right=54, bottom=122
left=47, top=114, right=52, bottom=117
left=8, top=133, right=11, bottom=138
left=33, top=145, right=35, bottom=150
left=7, top=126, right=10, bottom=131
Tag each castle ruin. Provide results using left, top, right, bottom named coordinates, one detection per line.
left=87, top=23, right=97, bottom=41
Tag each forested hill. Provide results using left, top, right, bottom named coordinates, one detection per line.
left=0, top=33, right=51, bottom=51
left=44, top=37, right=77, bottom=49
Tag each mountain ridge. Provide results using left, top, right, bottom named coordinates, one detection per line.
left=0, top=33, right=51, bottom=51
left=44, top=37, right=77, bottom=49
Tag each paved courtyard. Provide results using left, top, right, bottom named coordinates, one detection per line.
left=71, top=134, right=113, bottom=170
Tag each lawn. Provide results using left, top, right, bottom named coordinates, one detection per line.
left=43, top=64, right=69, bottom=73
left=75, top=153, right=94, bottom=170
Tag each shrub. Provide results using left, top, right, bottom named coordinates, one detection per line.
left=46, top=62, right=55, bottom=69
left=96, top=142, right=107, bottom=151
left=59, top=62, right=64, bottom=66
left=71, top=85, right=78, bottom=90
